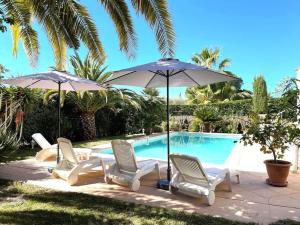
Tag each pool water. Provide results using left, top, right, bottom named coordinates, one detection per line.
left=100, top=132, right=241, bottom=164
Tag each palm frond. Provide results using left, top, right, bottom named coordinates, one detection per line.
left=62, top=1, right=105, bottom=61
left=98, top=0, right=136, bottom=58
left=10, top=24, right=20, bottom=57
left=130, top=0, right=175, bottom=57
left=3, top=0, right=39, bottom=66
left=219, top=58, right=231, bottom=71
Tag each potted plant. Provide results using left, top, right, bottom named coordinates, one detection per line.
left=241, top=113, right=300, bottom=186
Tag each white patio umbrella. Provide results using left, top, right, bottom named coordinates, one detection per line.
left=103, top=58, right=241, bottom=187
left=2, top=70, right=103, bottom=163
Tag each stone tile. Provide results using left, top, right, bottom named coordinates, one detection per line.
left=269, top=195, right=300, bottom=208
left=269, top=205, right=300, bottom=223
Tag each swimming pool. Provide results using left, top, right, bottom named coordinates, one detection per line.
left=99, top=132, right=241, bottom=164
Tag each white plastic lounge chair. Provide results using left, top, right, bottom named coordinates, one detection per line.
left=33, top=133, right=91, bottom=161
left=105, top=140, right=160, bottom=191
left=52, top=138, right=104, bottom=185
left=169, top=154, right=232, bottom=206
left=224, top=143, right=241, bottom=183
left=33, top=133, right=58, bottom=161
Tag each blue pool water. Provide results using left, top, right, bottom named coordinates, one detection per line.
left=100, top=132, right=241, bottom=164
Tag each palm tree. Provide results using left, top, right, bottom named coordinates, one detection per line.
left=67, top=53, right=140, bottom=139
left=1, top=0, right=175, bottom=68
left=139, top=88, right=165, bottom=134
left=0, top=64, right=8, bottom=80
left=191, top=47, right=231, bottom=70
left=186, top=47, right=250, bottom=104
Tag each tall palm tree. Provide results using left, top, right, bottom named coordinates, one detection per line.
left=67, top=53, right=140, bottom=139
left=1, top=0, right=175, bottom=68
left=186, top=47, right=250, bottom=104
left=191, top=47, right=231, bottom=70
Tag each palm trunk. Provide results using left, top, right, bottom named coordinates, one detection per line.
left=80, top=112, right=97, bottom=140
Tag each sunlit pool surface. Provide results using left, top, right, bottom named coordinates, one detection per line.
left=99, top=132, right=241, bottom=164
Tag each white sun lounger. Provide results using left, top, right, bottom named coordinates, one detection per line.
left=52, top=138, right=111, bottom=185
left=169, top=154, right=232, bottom=206
left=224, top=143, right=241, bottom=183
left=32, top=133, right=92, bottom=161
left=105, top=140, right=160, bottom=191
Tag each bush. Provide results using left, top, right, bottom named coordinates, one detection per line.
left=23, top=100, right=79, bottom=143
left=0, top=130, right=19, bottom=151
left=194, top=106, right=220, bottom=122
left=188, top=118, right=202, bottom=132
left=253, top=75, right=268, bottom=114
left=169, top=117, right=181, bottom=131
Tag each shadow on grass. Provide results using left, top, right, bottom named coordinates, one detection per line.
left=0, top=147, right=37, bottom=164
left=0, top=210, right=129, bottom=225
left=0, top=180, right=256, bottom=225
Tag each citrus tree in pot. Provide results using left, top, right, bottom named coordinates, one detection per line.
left=241, top=113, right=300, bottom=186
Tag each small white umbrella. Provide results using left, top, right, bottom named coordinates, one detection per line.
left=104, top=58, right=241, bottom=186
left=2, top=70, right=103, bottom=163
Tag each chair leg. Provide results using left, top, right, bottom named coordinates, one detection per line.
left=130, top=179, right=140, bottom=192
left=236, top=174, right=240, bottom=184
left=226, top=172, right=232, bottom=192
left=155, top=163, right=160, bottom=180
left=206, top=191, right=215, bottom=206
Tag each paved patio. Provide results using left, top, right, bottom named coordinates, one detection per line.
left=0, top=157, right=299, bottom=225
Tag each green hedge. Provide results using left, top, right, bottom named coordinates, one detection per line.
left=170, top=99, right=253, bottom=116
left=170, top=98, right=292, bottom=118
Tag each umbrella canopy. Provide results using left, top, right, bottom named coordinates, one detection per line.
left=104, top=58, right=241, bottom=186
left=104, top=58, right=239, bottom=87
left=3, top=70, right=102, bottom=91
left=2, top=70, right=103, bottom=163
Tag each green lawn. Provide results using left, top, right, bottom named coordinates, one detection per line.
left=0, top=179, right=257, bottom=225
left=0, top=179, right=298, bottom=225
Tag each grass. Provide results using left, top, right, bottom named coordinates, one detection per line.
left=0, top=180, right=299, bottom=225
left=0, top=179, right=257, bottom=225
left=0, top=148, right=36, bottom=164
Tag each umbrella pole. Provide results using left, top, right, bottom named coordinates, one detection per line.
left=167, top=70, right=171, bottom=181
left=57, top=81, right=61, bottom=164
left=157, top=70, right=171, bottom=189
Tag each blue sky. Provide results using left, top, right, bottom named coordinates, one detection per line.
left=1, top=0, right=300, bottom=98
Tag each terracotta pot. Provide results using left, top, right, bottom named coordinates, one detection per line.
left=264, top=160, right=292, bottom=187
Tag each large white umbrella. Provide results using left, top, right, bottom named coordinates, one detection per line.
left=104, top=58, right=241, bottom=187
left=2, top=70, right=103, bottom=163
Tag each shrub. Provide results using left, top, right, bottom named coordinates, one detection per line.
left=194, top=106, right=220, bottom=122
left=23, top=100, right=78, bottom=143
left=0, top=129, right=19, bottom=151
left=253, top=75, right=268, bottom=114
left=170, top=117, right=181, bottom=131
left=188, top=118, right=202, bottom=132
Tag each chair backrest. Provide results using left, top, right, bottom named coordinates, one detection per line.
left=57, top=138, right=78, bottom=165
left=32, top=133, right=52, bottom=149
left=111, top=140, right=138, bottom=173
left=170, top=154, right=209, bottom=186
